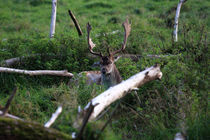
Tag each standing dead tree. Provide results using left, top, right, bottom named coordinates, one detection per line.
left=173, top=0, right=187, bottom=42
left=49, top=0, right=57, bottom=38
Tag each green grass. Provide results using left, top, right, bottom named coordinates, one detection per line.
left=0, top=0, right=209, bottom=139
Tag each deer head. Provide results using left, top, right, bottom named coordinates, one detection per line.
left=87, top=19, right=131, bottom=88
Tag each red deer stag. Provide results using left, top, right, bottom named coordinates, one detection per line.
left=82, top=19, right=131, bottom=89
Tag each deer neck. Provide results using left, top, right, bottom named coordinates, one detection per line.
left=101, top=65, right=122, bottom=89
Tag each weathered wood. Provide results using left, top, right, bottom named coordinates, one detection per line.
left=0, top=53, right=59, bottom=67
left=173, top=0, right=187, bottom=42
left=0, top=67, right=74, bottom=77
left=44, top=106, right=62, bottom=128
left=68, top=10, right=83, bottom=36
left=49, top=0, right=57, bottom=38
left=84, top=64, right=162, bottom=120
left=0, top=111, right=23, bottom=120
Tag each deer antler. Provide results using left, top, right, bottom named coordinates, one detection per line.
left=112, top=18, right=131, bottom=55
left=87, top=22, right=102, bottom=57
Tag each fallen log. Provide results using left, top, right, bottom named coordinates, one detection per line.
left=0, top=67, right=74, bottom=77
left=0, top=117, right=71, bottom=139
left=0, top=53, right=59, bottom=67
left=84, top=64, right=162, bottom=121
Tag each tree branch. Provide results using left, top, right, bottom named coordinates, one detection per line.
left=0, top=53, right=60, bottom=67
left=76, top=102, right=99, bottom=140
left=0, top=67, right=74, bottom=77
left=68, top=10, right=83, bottom=36
left=44, top=105, right=62, bottom=128
left=0, top=111, right=23, bottom=120
left=1, top=87, right=17, bottom=116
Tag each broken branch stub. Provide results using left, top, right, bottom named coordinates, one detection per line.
left=84, top=64, right=162, bottom=121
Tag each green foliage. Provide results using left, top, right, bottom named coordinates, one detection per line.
left=0, top=0, right=209, bottom=139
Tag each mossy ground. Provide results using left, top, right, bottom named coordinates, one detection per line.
left=0, top=117, right=71, bottom=140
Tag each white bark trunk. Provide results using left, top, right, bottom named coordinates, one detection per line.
left=49, top=0, right=57, bottom=38
left=44, top=106, right=62, bottom=128
left=173, top=0, right=186, bottom=42
left=85, top=64, right=162, bottom=120
left=0, top=67, right=73, bottom=77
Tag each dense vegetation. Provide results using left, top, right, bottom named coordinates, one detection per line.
left=0, top=0, right=209, bottom=139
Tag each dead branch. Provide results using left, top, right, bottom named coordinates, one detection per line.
left=1, top=87, right=17, bottom=116
left=0, top=67, right=74, bottom=77
left=44, top=105, right=62, bottom=128
left=1, top=57, right=24, bottom=67
left=0, top=110, right=23, bottom=120
left=101, top=101, right=121, bottom=133
left=0, top=53, right=60, bottom=67
left=173, top=0, right=187, bottom=42
left=76, top=102, right=99, bottom=140
left=68, top=10, right=83, bottom=36
left=84, top=64, right=162, bottom=121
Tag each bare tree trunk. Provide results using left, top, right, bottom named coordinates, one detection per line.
left=84, top=64, right=162, bottom=121
left=49, top=0, right=57, bottom=38
left=173, top=0, right=187, bottom=42
left=0, top=67, right=73, bottom=77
